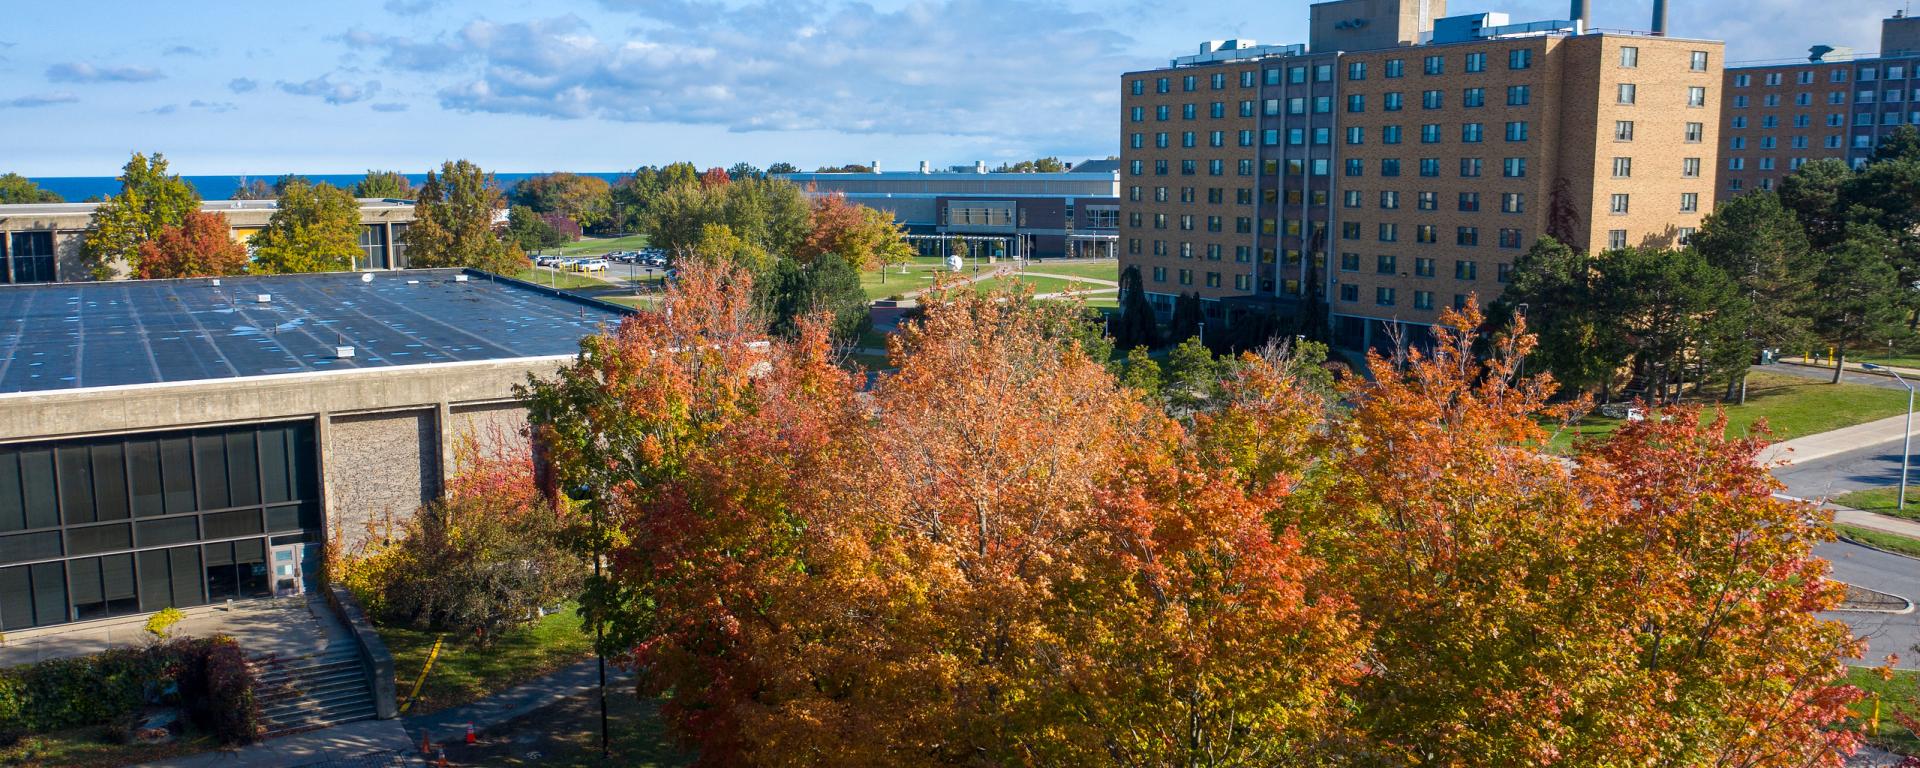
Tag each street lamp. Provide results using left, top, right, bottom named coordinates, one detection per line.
left=566, top=483, right=611, bottom=758
left=1865, top=362, right=1913, bottom=511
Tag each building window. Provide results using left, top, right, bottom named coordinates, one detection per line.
left=1501, top=193, right=1524, bottom=213
left=1498, top=228, right=1523, bottom=248
left=1152, top=266, right=1167, bottom=282
left=1130, top=79, right=1144, bottom=96
left=1349, top=61, right=1367, bottom=80
left=1680, top=192, right=1699, bottom=212
left=1462, top=123, right=1484, bottom=142
left=1505, top=121, right=1529, bottom=141
left=1341, top=284, right=1359, bottom=302
left=1464, top=87, right=1485, bottom=108
left=1341, top=252, right=1361, bottom=271
left=1419, top=158, right=1441, bottom=177
left=1423, top=90, right=1443, bottom=109
left=1386, top=59, right=1404, bottom=78
left=1421, top=124, right=1441, bottom=143
left=1384, top=92, right=1403, bottom=111
left=1688, top=86, right=1707, bottom=107
left=1424, top=55, right=1444, bottom=75
left=1460, top=158, right=1483, bottom=177
left=1457, top=192, right=1478, bottom=211
left=1377, top=254, right=1397, bottom=274
left=1414, top=290, right=1434, bottom=310
left=1377, top=287, right=1396, bottom=306
left=1415, top=257, right=1436, bottom=277
left=1509, top=49, right=1532, bottom=70
left=1457, top=227, right=1479, bottom=246
left=1381, top=190, right=1400, bottom=209
left=7, top=232, right=56, bottom=284
left=1618, top=83, right=1637, bottom=105
left=1608, top=229, right=1628, bottom=249
left=1620, top=46, right=1639, bottom=68
left=1455, top=260, right=1478, bottom=280
left=1416, top=224, right=1437, bottom=244
left=1507, top=85, right=1531, bottom=106
left=1610, top=194, right=1630, bottom=214
left=1615, top=121, right=1635, bottom=141
left=1685, top=122, right=1704, bottom=142
left=1612, top=157, right=1632, bottom=178
left=1348, top=94, right=1366, bottom=113
left=1466, top=52, right=1487, bottom=72
left=1502, top=157, right=1526, bottom=177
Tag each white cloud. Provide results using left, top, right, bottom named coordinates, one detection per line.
left=229, top=78, right=258, bottom=93
left=46, top=62, right=164, bottom=83
left=2, top=92, right=79, bottom=108
left=278, top=74, right=382, bottom=105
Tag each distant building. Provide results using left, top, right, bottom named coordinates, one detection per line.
left=0, top=198, right=419, bottom=284
left=1718, top=13, right=1920, bottom=199
left=1121, top=0, right=1721, bottom=351
left=774, top=162, right=1120, bottom=260
left=0, top=269, right=627, bottom=637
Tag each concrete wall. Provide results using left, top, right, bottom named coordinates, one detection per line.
left=325, top=409, right=439, bottom=545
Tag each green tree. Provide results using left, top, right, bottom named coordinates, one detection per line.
left=1167, top=292, right=1203, bottom=344
left=646, top=177, right=809, bottom=259
left=765, top=161, right=799, bottom=175
left=404, top=160, right=526, bottom=275
left=1119, top=345, right=1162, bottom=399
left=353, top=170, right=415, bottom=199
left=81, top=152, right=202, bottom=279
left=1874, top=124, right=1920, bottom=163
left=1779, top=158, right=1853, bottom=248
left=1504, top=236, right=1614, bottom=396
left=726, top=162, right=761, bottom=180
left=685, top=223, right=774, bottom=276
left=505, top=205, right=565, bottom=252
left=1162, top=334, right=1225, bottom=417
left=1114, top=265, right=1159, bottom=350
left=508, top=172, right=613, bottom=232
left=1595, top=246, right=1746, bottom=403
left=250, top=179, right=363, bottom=274
left=1690, top=192, right=1816, bottom=400
left=0, top=173, right=62, bottom=203
left=1811, top=225, right=1908, bottom=382
left=766, top=252, right=870, bottom=341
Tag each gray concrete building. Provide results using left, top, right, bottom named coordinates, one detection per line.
left=0, top=198, right=419, bottom=285
left=0, top=269, right=627, bottom=636
left=774, top=162, right=1121, bottom=260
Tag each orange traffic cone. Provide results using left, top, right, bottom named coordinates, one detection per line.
left=420, top=734, right=432, bottom=754
left=466, top=722, right=476, bottom=745
left=435, top=747, right=449, bottom=767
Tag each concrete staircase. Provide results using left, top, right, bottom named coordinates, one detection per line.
left=251, top=649, right=379, bottom=738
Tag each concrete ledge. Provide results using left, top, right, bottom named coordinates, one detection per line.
left=326, top=585, right=399, bottom=720
left=1834, top=581, right=1916, bottom=615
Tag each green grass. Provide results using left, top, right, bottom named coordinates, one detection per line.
left=533, top=234, right=653, bottom=256
left=1018, top=259, right=1119, bottom=282
left=1544, top=371, right=1911, bottom=453
left=0, top=727, right=216, bottom=768
left=1836, top=523, right=1920, bottom=559
left=381, top=608, right=594, bottom=717
left=1844, top=665, right=1920, bottom=754
left=1837, top=488, right=1920, bottom=521
left=515, top=267, right=611, bottom=290
left=970, top=274, right=1113, bottom=297
left=599, top=295, right=661, bottom=311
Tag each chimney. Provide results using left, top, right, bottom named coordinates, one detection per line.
left=975, top=160, right=987, bottom=174
left=919, top=160, right=931, bottom=174
left=1569, top=0, right=1589, bottom=32
left=1651, top=0, right=1667, bottom=35
left=871, top=160, right=882, bottom=173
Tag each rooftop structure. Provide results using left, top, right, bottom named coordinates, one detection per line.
left=776, top=166, right=1121, bottom=259
left=0, top=269, right=626, bottom=394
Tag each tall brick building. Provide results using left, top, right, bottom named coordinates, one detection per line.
left=1119, top=0, right=1721, bottom=350
left=1718, top=13, right=1920, bottom=200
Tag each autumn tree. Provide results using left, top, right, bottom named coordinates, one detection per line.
left=405, top=160, right=526, bottom=275
left=645, top=177, right=809, bottom=259
left=250, top=178, right=363, bottom=274
left=794, top=192, right=912, bottom=278
left=135, top=210, right=249, bottom=279
left=505, top=205, right=566, bottom=252
left=353, top=170, right=415, bottom=199
left=508, top=172, right=613, bottom=232
left=0, top=173, right=62, bottom=204
left=698, top=166, right=731, bottom=189
left=82, top=151, right=202, bottom=279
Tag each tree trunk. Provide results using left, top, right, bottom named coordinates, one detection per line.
left=1832, top=349, right=1846, bottom=384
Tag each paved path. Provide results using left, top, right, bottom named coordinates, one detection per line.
left=1759, top=413, right=1920, bottom=468
left=404, top=659, right=629, bottom=747
left=1820, top=539, right=1920, bottom=670
left=144, top=718, right=418, bottom=768
left=1763, top=361, right=1912, bottom=391
left=1016, top=271, right=1120, bottom=287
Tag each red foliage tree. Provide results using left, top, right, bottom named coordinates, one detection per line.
left=698, top=166, right=731, bottom=189
left=136, top=210, right=249, bottom=279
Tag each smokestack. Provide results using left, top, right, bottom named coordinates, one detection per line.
left=975, top=160, right=987, bottom=174
left=1651, top=0, right=1667, bottom=35
left=1570, top=0, right=1589, bottom=32
left=871, top=160, right=882, bottom=173
left=919, top=160, right=931, bottom=174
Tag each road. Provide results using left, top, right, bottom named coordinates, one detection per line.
left=1760, top=361, right=1910, bottom=390
left=1776, top=440, right=1909, bottom=501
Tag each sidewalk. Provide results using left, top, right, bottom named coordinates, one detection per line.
left=1780, top=355, right=1920, bottom=380
left=404, top=658, right=628, bottom=746
left=143, top=718, right=418, bottom=768
left=1757, top=412, right=1919, bottom=467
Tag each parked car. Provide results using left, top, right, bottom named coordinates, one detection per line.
left=534, top=254, right=565, bottom=267
left=574, top=258, right=610, bottom=273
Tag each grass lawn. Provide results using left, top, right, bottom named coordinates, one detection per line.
left=1544, top=371, right=1911, bottom=453
left=0, top=727, right=217, bottom=768
left=1018, top=259, right=1119, bottom=282
left=429, top=688, right=690, bottom=767
left=533, top=234, right=652, bottom=257
left=1844, top=665, right=1920, bottom=755
left=1835, top=523, right=1920, bottom=559
left=1836, top=487, right=1920, bottom=521
left=971, top=274, right=1113, bottom=297
left=381, top=608, right=594, bottom=717
left=599, top=295, right=661, bottom=311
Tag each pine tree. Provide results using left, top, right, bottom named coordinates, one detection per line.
left=1114, top=265, right=1158, bottom=349
left=404, top=160, right=525, bottom=275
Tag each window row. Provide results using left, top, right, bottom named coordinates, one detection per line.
left=1146, top=266, right=1253, bottom=291
left=1128, top=159, right=1258, bottom=177
left=0, top=423, right=317, bottom=535
left=1128, top=101, right=1258, bottom=122
left=0, top=501, right=318, bottom=567
left=1337, top=254, right=1514, bottom=281
left=1130, top=70, right=1259, bottom=95
left=1336, top=223, right=1529, bottom=248
left=1337, top=286, right=1491, bottom=312
left=0, top=539, right=277, bottom=630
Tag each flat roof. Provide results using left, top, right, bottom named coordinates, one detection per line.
left=0, top=269, right=631, bottom=394
left=0, top=199, right=415, bottom=217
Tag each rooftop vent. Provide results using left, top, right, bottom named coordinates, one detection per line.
left=255, top=294, right=271, bottom=303
left=334, top=345, right=356, bottom=359
left=360, top=273, right=374, bottom=283
left=454, top=274, right=469, bottom=282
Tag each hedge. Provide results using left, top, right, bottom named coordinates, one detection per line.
left=0, top=636, right=261, bottom=745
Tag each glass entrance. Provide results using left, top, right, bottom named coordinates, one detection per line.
left=272, top=544, right=300, bottom=597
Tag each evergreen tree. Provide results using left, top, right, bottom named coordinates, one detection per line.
left=82, top=152, right=202, bottom=279
left=353, top=170, right=415, bottom=199
left=1114, top=265, right=1158, bottom=350
left=1119, top=346, right=1162, bottom=400
left=1167, top=292, right=1203, bottom=344
left=0, top=173, right=61, bottom=204
left=250, top=179, right=363, bottom=274
left=404, top=160, right=526, bottom=275
left=1690, top=192, right=1815, bottom=399
left=1811, top=225, right=1908, bottom=383
left=767, top=252, right=870, bottom=342
left=1778, top=158, right=1852, bottom=248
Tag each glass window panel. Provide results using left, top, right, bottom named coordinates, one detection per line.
left=130, top=441, right=164, bottom=517
left=67, top=523, right=131, bottom=555
left=31, top=561, right=65, bottom=626
left=205, top=541, right=237, bottom=601
left=204, top=509, right=262, bottom=540
left=291, top=423, right=317, bottom=501
left=0, top=450, right=20, bottom=532
left=91, top=444, right=128, bottom=521
left=226, top=432, right=259, bottom=508
left=0, top=531, right=60, bottom=564
left=0, top=565, right=31, bottom=630
left=102, top=553, right=135, bottom=613
left=169, top=545, right=204, bottom=608
left=161, top=437, right=195, bottom=514
left=69, top=556, right=102, bottom=613
left=267, top=504, right=302, bottom=533
left=58, top=445, right=94, bottom=525
left=137, top=516, right=198, bottom=547
left=260, top=428, right=290, bottom=504
left=236, top=539, right=268, bottom=598
left=195, top=435, right=229, bottom=510
left=138, top=549, right=170, bottom=612
left=20, top=448, right=56, bottom=530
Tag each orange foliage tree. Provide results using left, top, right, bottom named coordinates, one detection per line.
left=794, top=192, right=912, bottom=275
left=698, top=166, right=731, bottom=189
left=524, top=277, right=1866, bottom=766
left=136, top=210, right=249, bottom=278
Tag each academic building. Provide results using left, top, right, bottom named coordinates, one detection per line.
left=0, top=198, right=419, bottom=285
left=776, top=162, right=1121, bottom=260
left=1119, top=0, right=1721, bottom=350
left=1718, top=12, right=1920, bottom=200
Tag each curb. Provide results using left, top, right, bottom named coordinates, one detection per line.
left=1832, top=580, right=1917, bottom=615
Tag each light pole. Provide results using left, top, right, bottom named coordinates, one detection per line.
left=566, top=483, right=610, bottom=759
left=1866, top=362, right=1913, bottom=511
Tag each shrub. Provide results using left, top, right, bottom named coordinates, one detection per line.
left=0, top=637, right=259, bottom=745
left=145, top=607, right=184, bottom=639
left=169, top=637, right=261, bottom=744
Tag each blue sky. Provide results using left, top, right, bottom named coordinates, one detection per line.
left=0, top=0, right=1886, bottom=176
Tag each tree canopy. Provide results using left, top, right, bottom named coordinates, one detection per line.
left=0, top=173, right=62, bottom=204
left=81, top=152, right=202, bottom=279
left=249, top=179, right=363, bottom=274
left=404, top=160, right=525, bottom=275
left=508, top=172, right=612, bottom=232
left=353, top=170, right=415, bottom=199
left=135, top=210, right=248, bottom=279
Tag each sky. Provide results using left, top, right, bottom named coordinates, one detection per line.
left=0, top=0, right=1891, bottom=177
